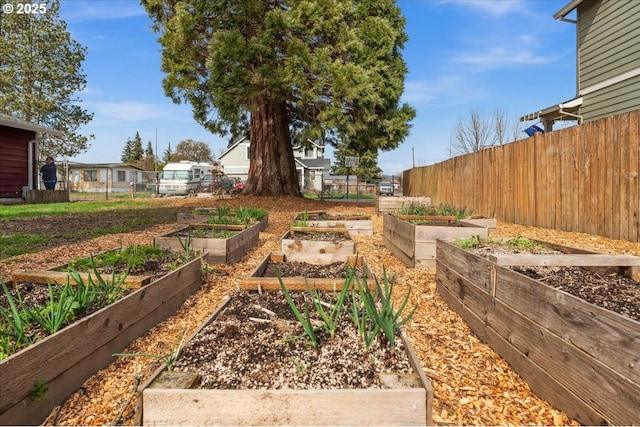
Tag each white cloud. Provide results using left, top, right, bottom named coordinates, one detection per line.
left=454, top=47, right=558, bottom=69
left=88, top=101, right=171, bottom=122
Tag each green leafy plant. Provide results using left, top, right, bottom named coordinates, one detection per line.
left=307, top=271, right=352, bottom=339
left=356, top=267, right=417, bottom=356
left=278, top=273, right=318, bottom=348
left=294, top=210, right=309, bottom=227
left=0, top=282, right=32, bottom=349
left=455, top=235, right=482, bottom=250
left=21, top=282, right=75, bottom=334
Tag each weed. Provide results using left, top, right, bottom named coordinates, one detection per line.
left=455, top=235, right=482, bottom=250
left=29, top=378, right=49, bottom=401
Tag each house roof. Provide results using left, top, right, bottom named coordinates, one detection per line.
left=519, top=97, right=583, bottom=123
left=68, top=162, right=145, bottom=170
left=0, top=113, right=64, bottom=137
left=296, top=158, right=330, bottom=169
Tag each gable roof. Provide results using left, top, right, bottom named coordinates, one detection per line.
left=554, top=0, right=584, bottom=22
left=0, top=113, right=63, bottom=137
left=218, top=134, right=249, bottom=159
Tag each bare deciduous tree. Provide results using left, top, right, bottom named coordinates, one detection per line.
left=449, top=107, right=523, bottom=156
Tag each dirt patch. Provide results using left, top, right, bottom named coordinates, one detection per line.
left=287, top=230, right=351, bottom=241
left=262, top=259, right=364, bottom=278
left=174, top=289, right=413, bottom=390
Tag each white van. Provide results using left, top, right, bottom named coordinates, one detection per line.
left=378, top=181, right=393, bottom=196
left=158, top=161, right=215, bottom=195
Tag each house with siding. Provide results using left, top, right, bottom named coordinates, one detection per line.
left=0, top=114, right=63, bottom=203
left=520, top=0, right=640, bottom=130
left=218, top=135, right=331, bottom=191
left=68, top=163, right=147, bottom=193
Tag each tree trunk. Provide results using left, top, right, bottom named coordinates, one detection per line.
left=243, top=97, right=301, bottom=196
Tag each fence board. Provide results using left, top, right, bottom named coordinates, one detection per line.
left=403, top=109, right=640, bottom=242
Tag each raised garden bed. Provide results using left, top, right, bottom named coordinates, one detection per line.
left=241, top=252, right=370, bottom=291
left=293, top=210, right=373, bottom=235
left=137, top=284, right=433, bottom=426
left=177, top=207, right=268, bottom=231
left=383, top=214, right=488, bottom=268
left=0, top=254, right=206, bottom=425
left=376, top=196, right=431, bottom=215
left=435, top=238, right=640, bottom=426
left=154, top=221, right=260, bottom=264
left=280, top=226, right=355, bottom=264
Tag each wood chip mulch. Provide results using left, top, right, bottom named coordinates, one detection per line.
left=2, top=195, right=637, bottom=426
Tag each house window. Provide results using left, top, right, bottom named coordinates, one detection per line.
left=130, top=171, right=138, bottom=182
left=246, top=145, right=251, bottom=160
left=117, top=171, right=126, bottom=182
left=83, top=170, right=98, bottom=182
left=304, top=147, right=314, bottom=158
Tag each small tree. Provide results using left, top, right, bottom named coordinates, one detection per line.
left=172, top=139, right=214, bottom=163
left=449, top=107, right=523, bottom=156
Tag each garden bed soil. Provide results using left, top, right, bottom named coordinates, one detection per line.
left=241, top=252, right=370, bottom=291
left=139, top=289, right=432, bottom=426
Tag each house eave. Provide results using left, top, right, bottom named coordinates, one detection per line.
left=0, top=114, right=64, bottom=137
left=553, top=0, right=583, bottom=21
left=519, top=97, right=583, bottom=123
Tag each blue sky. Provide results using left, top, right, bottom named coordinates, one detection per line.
left=59, top=0, right=577, bottom=176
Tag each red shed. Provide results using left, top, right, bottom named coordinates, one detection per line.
left=0, top=114, right=63, bottom=201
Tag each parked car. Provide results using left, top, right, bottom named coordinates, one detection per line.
left=199, top=174, right=236, bottom=193
left=378, top=182, right=393, bottom=196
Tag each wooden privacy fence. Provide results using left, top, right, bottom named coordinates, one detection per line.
left=404, top=109, right=640, bottom=242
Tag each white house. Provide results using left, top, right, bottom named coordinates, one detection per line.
left=218, top=135, right=330, bottom=191
left=68, top=163, right=147, bottom=193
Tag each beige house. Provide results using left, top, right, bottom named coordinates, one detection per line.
left=218, top=135, right=330, bottom=191
left=521, top=0, right=640, bottom=131
left=68, top=163, right=148, bottom=193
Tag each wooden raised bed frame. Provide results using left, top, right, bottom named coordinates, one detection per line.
left=176, top=211, right=268, bottom=231
left=154, top=221, right=260, bottom=264
left=138, top=291, right=434, bottom=426
left=240, top=252, right=371, bottom=291
left=376, top=196, right=431, bottom=215
left=383, top=214, right=488, bottom=268
left=280, top=226, right=355, bottom=264
left=435, top=239, right=640, bottom=426
left=0, top=255, right=206, bottom=426
left=293, top=210, right=373, bottom=235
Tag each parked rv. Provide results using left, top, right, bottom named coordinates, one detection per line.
left=158, top=161, right=215, bottom=195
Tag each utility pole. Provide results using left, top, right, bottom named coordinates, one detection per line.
left=412, top=147, right=415, bottom=168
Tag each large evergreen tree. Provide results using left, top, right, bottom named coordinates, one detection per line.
left=142, top=0, right=415, bottom=196
left=0, top=0, right=94, bottom=157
